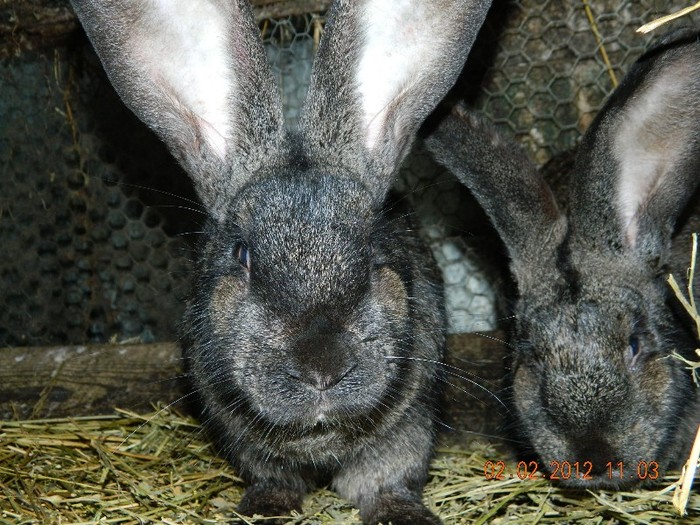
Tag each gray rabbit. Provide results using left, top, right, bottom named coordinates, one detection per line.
left=426, top=31, right=700, bottom=488
left=69, top=0, right=492, bottom=522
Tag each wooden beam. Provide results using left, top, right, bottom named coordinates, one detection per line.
left=0, top=1, right=79, bottom=58
left=253, top=0, right=331, bottom=19
left=0, top=342, right=184, bottom=420
left=0, top=333, right=510, bottom=445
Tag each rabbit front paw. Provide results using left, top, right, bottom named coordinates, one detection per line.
left=237, top=483, right=303, bottom=524
left=365, top=494, right=441, bottom=525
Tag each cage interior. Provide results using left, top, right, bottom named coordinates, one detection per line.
left=1, top=0, right=699, bottom=348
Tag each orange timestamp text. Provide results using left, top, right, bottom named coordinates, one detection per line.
left=483, top=460, right=660, bottom=481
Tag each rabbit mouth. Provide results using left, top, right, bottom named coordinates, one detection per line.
left=525, top=425, right=673, bottom=489
left=310, top=397, right=355, bottom=424
left=258, top=398, right=374, bottom=436
left=249, top=374, right=386, bottom=429
left=293, top=389, right=380, bottom=427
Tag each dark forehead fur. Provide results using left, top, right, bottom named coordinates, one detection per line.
left=224, top=167, right=379, bottom=317
left=518, top=228, right=667, bottom=347
left=236, top=170, right=373, bottom=225
left=551, top=231, right=659, bottom=300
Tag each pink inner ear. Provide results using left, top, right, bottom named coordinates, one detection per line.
left=612, top=75, right=689, bottom=249
left=616, top=159, right=668, bottom=250
left=130, top=0, right=234, bottom=161
left=354, top=0, right=463, bottom=152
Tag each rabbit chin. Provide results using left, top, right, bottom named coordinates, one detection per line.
left=536, top=451, right=672, bottom=490
left=252, top=383, right=387, bottom=430
left=517, top=417, right=677, bottom=489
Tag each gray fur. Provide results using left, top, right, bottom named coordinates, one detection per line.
left=426, top=31, right=700, bottom=488
left=70, top=0, right=492, bottom=521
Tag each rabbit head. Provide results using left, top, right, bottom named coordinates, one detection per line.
left=69, top=0, right=492, bottom=522
left=426, top=31, right=700, bottom=488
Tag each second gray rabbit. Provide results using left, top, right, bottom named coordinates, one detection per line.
left=426, top=30, right=700, bottom=488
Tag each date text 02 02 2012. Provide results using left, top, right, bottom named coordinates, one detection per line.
left=483, top=460, right=661, bottom=482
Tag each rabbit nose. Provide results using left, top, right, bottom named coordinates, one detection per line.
left=289, top=321, right=357, bottom=391
left=287, top=357, right=357, bottom=391
left=289, top=364, right=356, bottom=391
left=306, top=313, right=335, bottom=334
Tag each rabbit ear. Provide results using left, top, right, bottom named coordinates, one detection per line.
left=569, top=34, right=700, bottom=266
left=300, top=0, right=492, bottom=204
left=70, top=0, right=286, bottom=216
left=425, top=105, right=566, bottom=290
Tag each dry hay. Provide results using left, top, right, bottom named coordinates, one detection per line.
left=637, top=2, right=700, bottom=33
left=0, top=406, right=697, bottom=525
left=668, top=232, right=700, bottom=517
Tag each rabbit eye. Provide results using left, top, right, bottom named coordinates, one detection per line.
left=628, top=336, right=640, bottom=355
left=235, top=242, right=250, bottom=271
left=625, top=335, right=641, bottom=370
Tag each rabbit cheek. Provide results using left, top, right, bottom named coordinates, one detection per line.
left=375, top=267, right=409, bottom=315
left=207, top=273, right=270, bottom=392
left=370, top=267, right=410, bottom=372
left=512, top=363, right=541, bottom=418
left=210, top=275, right=249, bottom=332
left=637, top=360, right=678, bottom=433
left=372, top=266, right=409, bottom=334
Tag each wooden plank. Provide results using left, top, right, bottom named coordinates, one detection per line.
left=0, top=333, right=511, bottom=446
left=253, top=0, right=331, bottom=19
left=0, top=342, right=184, bottom=420
left=0, top=0, right=79, bottom=59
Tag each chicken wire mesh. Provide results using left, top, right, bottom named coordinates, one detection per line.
left=1, top=1, right=698, bottom=347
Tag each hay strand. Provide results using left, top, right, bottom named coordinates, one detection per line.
left=674, top=424, right=700, bottom=516
left=668, top=234, right=700, bottom=339
left=667, top=232, right=700, bottom=517
left=581, top=0, right=619, bottom=88
left=637, top=2, right=700, bottom=34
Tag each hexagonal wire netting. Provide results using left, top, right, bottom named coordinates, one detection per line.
left=1, top=1, right=698, bottom=347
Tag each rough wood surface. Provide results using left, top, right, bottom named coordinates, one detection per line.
left=253, top=0, right=331, bottom=19
left=0, top=0, right=78, bottom=58
left=0, top=332, right=511, bottom=448
left=0, top=0, right=331, bottom=58
left=0, top=342, right=185, bottom=420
